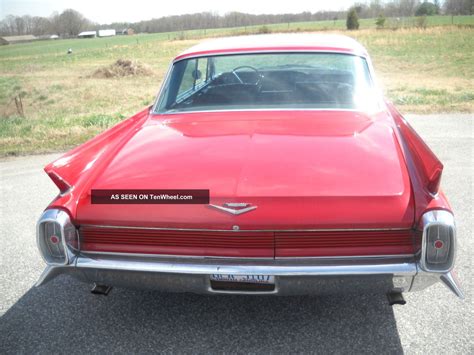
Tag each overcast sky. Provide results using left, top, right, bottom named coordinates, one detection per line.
left=1, top=0, right=357, bottom=24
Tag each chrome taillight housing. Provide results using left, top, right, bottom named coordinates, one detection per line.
left=420, top=210, right=456, bottom=272
left=37, top=209, right=78, bottom=265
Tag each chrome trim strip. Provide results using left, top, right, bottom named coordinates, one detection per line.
left=79, top=250, right=273, bottom=260
left=156, top=108, right=368, bottom=116
left=173, top=50, right=367, bottom=64
left=278, top=254, right=416, bottom=260
left=75, top=254, right=417, bottom=276
left=36, top=265, right=67, bottom=286
left=79, top=250, right=415, bottom=261
left=225, top=202, right=253, bottom=207
left=151, top=63, right=173, bottom=113
left=208, top=204, right=257, bottom=215
left=80, top=224, right=412, bottom=233
left=440, top=270, right=464, bottom=299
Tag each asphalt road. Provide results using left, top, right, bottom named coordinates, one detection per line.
left=0, top=114, right=472, bottom=354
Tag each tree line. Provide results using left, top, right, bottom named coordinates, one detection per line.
left=0, top=9, right=93, bottom=37
left=1, top=0, right=472, bottom=37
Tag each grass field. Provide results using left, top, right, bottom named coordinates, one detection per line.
left=0, top=15, right=473, bottom=156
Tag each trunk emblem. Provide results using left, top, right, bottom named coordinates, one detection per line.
left=209, top=202, right=257, bottom=215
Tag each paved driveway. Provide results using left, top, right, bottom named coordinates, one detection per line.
left=0, top=114, right=472, bottom=353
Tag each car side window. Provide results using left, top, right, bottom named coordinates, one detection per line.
left=177, top=58, right=207, bottom=100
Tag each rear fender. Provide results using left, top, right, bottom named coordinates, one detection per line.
left=44, top=107, right=151, bottom=218
left=387, top=102, right=452, bottom=223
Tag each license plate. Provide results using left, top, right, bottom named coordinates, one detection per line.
left=210, top=274, right=275, bottom=284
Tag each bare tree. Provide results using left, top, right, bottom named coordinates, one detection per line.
left=57, top=9, right=89, bottom=36
left=48, top=12, right=61, bottom=35
left=399, top=0, right=420, bottom=17
left=368, top=0, right=384, bottom=18
left=14, top=16, right=26, bottom=35
left=0, top=15, right=17, bottom=35
left=31, top=16, right=51, bottom=36
left=444, top=0, right=473, bottom=15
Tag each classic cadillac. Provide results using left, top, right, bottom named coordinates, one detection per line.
left=36, top=34, right=463, bottom=302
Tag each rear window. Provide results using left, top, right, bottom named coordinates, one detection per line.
left=155, top=52, right=378, bottom=113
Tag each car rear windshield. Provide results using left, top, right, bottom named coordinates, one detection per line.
left=155, top=52, right=377, bottom=114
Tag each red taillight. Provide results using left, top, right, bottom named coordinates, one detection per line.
left=50, top=235, right=60, bottom=244
left=38, top=221, right=66, bottom=262
left=421, top=210, right=456, bottom=272
left=37, top=209, right=77, bottom=265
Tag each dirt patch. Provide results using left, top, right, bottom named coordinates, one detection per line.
left=92, top=59, right=153, bottom=78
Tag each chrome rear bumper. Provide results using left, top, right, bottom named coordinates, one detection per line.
left=36, top=253, right=464, bottom=297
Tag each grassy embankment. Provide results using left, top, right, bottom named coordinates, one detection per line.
left=0, top=15, right=473, bottom=156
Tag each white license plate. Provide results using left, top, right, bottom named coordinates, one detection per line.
left=210, top=274, right=275, bottom=284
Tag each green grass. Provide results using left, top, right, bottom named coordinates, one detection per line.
left=0, top=15, right=473, bottom=156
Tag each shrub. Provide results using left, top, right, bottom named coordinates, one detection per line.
left=416, top=15, right=428, bottom=29
left=375, top=14, right=386, bottom=29
left=258, top=25, right=271, bottom=34
left=415, top=2, right=439, bottom=16
left=346, top=8, right=359, bottom=30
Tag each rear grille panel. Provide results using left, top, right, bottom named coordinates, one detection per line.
left=275, top=230, right=418, bottom=257
left=80, top=227, right=273, bottom=257
left=80, top=226, right=419, bottom=258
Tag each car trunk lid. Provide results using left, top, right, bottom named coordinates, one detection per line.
left=75, top=110, right=415, bottom=257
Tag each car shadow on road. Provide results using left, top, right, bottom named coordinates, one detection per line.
left=1, top=276, right=403, bottom=353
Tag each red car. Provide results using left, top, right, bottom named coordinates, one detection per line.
left=36, top=34, right=462, bottom=302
